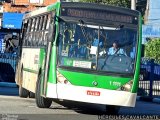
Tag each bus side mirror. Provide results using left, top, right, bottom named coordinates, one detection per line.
left=141, top=44, right=145, bottom=57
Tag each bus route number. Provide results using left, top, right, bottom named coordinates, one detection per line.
left=110, top=81, right=121, bottom=87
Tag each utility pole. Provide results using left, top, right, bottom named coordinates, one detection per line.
left=131, top=0, right=136, bottom=10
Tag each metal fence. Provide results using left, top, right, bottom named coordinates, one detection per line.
left=0, top=53, right=17, bottom=83
left=139, top=59, right=160, bottom=97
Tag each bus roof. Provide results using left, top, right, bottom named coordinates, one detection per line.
left=23, top=2, right=59, bottom=19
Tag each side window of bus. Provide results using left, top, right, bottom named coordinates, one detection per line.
left=23, top=19, right=31, bottom=46
left=38, top=16, right=44, bottom=46
left=21, top=20, right=28, bottom=46
left=46, top=14, right=51, bottom=29
left=44, top=14, right=51, bottom=46
left=38, top=16, right=43, bottom=31
left=48, top=12, right=55, bottom=42
left=42, top=15, right=48, bottom=46
left=27, top=19, right=33, bottom=47
left=35, top=17, right=40, bottom=46
left=31, top=18, right=35, bottom=32
left=30, top=18, right=36, bottom=46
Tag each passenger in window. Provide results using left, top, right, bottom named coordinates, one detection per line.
left=92, top=37, right=103, bottom=47
left=108, top=41, right=127, bottom=56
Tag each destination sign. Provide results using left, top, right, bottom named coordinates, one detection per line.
left=61, top=8, right=138, bottom=24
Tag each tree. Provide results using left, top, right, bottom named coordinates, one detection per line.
left=80, top=0, right=131, bottom=8
left=145, top=38, right=160, bottom=64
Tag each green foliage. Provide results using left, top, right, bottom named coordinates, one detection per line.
left=145, top=38, right=160, bottom=64
left=80, top=0, right=131, bottom=8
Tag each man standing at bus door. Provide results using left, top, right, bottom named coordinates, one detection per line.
left=108, top=41, right=127, bottom=56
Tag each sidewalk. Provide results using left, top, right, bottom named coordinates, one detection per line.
left=0, top=82, right=18, bottom=96
left=137, top=96, right=160, bottom=104
left=0, top=82, right=17, bottom=88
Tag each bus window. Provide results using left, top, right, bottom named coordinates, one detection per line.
left=35, top=17, right=40, bottom=31
left=32, top=18, right=37, bottom=46
left=34, top=17, right=40, bottom=46
left=58, top=21, right=138, bottom=74
left=38, top=16, right=44, bottom=46
left=97, top=27, right=137, bottom=73
left=26, top=19, right=32, bottom=33
left=40, top=15, right=50, bottom=46
left=21, top=20, right=28, bottom=46
left=28, top=19, right=34, bottom=46
left=23, top=19, right=32, bottom=46
left=42, top=15, right=47, bottom=30
left=46, top=14, right=51, bottom=30
left=31, top=18, right=36, bottom=32
left=43, top=31, right=48, bottom=46
left=39, top=16, right=44, bottom=31
left=43, top=14, right=51, bottom=46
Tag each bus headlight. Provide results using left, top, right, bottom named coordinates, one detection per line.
left=120, top=80, right=133, bottom=92
left=57, top=71, right=71, bottom=85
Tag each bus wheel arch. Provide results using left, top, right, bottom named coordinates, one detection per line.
left=19, top=65, right=29, bottom=98
left=35, top=72, right=52, bottom=108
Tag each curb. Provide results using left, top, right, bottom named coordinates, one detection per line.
left=0, top=82, right=17, bottom=88
left=137, top=96, right=160, bottom=104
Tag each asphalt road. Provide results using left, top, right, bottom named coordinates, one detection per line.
left=0, top=86, right=160, bottom=120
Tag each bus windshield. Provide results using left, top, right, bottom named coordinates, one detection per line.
left=58, top=20, right=138, bottom=74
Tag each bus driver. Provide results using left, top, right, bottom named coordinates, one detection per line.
left=108, top=41, right=127, bottom=56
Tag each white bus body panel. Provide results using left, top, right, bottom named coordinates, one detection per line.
left=21, top=48, right=40, bottom=93
left=47, top=83, right=136, bottom=107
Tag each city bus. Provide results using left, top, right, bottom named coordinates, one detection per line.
left=15, top=2, right=142, bottom=114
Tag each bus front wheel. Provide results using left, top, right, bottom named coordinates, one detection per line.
left=35, top=74, right=52, bottom=108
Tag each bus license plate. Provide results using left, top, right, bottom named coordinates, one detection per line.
left=87, top=90, right=100, bottom=96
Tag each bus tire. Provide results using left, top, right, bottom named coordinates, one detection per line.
left=19, top=86, right=29, bottom=98
left=19, top=67, right=29, bottom=98
left=35, top=74, right=52, bottom=108
left=105, top=105, right=120, bottom=115
left=29, top=92, right=35, bottom=98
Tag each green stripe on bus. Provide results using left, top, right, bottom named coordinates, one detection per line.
left=23, top=68, right=38, bottom=74
left=58, top=69, right=132, bottom=90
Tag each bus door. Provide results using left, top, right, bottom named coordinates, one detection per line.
left=42, top=12, right=56, bottom=96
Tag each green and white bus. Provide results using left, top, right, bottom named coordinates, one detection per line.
left=15, top=2, right=142, bottom=113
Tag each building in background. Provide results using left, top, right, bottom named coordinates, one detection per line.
left=0, top=0, right=57, bottom=54
left=0, top=12, right=24, bottom=53
left=2, top=0, right=57, bottom=13
left=142, top=0, right=160, bottom=44
left=2, top=12, right=23, bottom=29
left=144, top=0, right=160, bottom=24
